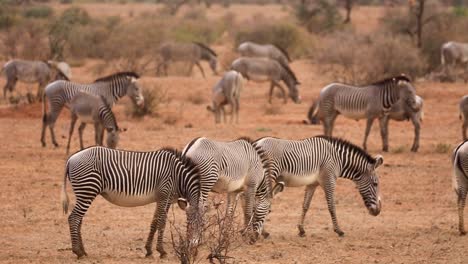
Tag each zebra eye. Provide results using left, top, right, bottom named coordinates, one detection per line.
left=373, top=182, right=378, bottom=187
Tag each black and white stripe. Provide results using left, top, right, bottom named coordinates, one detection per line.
left=41, top=72, right=143, bottom=148
left=452, top=140, right=468, bottom=236
left=253, top=136, right=383, bottom=238
left=61, top=146, right=201, bottom=258
left=182, top=137, right=271, bottom=242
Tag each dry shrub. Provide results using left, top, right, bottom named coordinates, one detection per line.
left=125, top=85, right=167, bottom=118
left=295, top=0, right=342, bottom=34
left=219, top=49, right=238, bottom=71
left=264, top=104, right=282, bottom=115
left=187, top=93, right=206, bottom=105
left=1, top=19, right=49, bottom=59
left=315, top=31, right=426, bottom=84
left=234, top=20, right=314, bottom=59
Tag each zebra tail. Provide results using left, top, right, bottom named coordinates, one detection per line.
left=41, top=90, right=47, bottom=123
left=61, top=161, right=70, bottom=215
left=441, top=49, right=445, bottom=66
left=307, top=100, right=320, bottom=124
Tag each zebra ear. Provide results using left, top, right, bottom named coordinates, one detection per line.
left=177, top=198, right=188, bottom=210
left=130, top=77, right=138, bottom=83
left=374, top=155, right=384, bottom=169
left=272, top=181, right=285, bottom=197
left=206, top=105, right=214, bottom=112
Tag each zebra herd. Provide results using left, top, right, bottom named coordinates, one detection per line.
left=2, top=40, right=468, bottom=260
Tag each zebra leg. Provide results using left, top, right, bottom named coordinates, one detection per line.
left=323, top=114, right=338, bottom=137
left=458, top=188, right=467, bottom=235
left=273, top=81, right=287, bottom=104
left=323, top=178, right=344, bottom=236
left=145, top=201, right=171, bottom=258
left=242, top=185, right=257, bottom=243
left=66, top=114, right=78, bottom=155
left=298, top=184, right=318, bottom=237
left=268, top=82, right=274, bottom=104
left=78, top=123, right=87, bottom=150
left=379, top=116, right=389, bottom=152
left=37, top=82, right=45, bottom=102
left=94, top=123, right=103, bottom=146
left=68, top=188, right=99, bottom=258
left=363, top=117, right=375, bottom=151
left=4, top=78, right=17, bottom=99
left=410, top=113, right=421, bottom=152
left=195, top=62, right=206, bottom=78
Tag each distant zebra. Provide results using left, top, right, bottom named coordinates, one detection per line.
left=309, top=75, right=418, bottom=150
left=61, top=146, right=202, bottom=258
left=231, top=57, right=301, bottom=104
left=182, top=137, right=271, bottom=242
left=206, top=70, right=243, bottom=124
left=238, top=41, right=291, bottom=65
left=41, top=72, right=144, bottom=148
left=2, top=59, right=70, bottom=100
left=452, top=141, right=468, bottom=235
left=459, top=95, right=468, bottom=140
left=156, top=42, right=218, bottom=78
left=441, top=41, right=468, bottom=75
left=253, top=136, right=383, bottom=237
left=65, top=92, right=125, bottom=155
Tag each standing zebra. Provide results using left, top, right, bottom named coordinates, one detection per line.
left=459, top=95, right=468, bottom=140
left=231, top=57, right=300, bottom=104
left=206, top=70, right=243, bottom=124
left=452, top=141, right=468, bottom=235
left=309, top=75, right=418, bottom=150
left=253, top=136, right=383, bottom=237
left=238, top=41, right=292, bottom=65
left=61, top=146, right=202, bottom=258
left=2, top=59, right=69, bottom=100
left=182, top=137, right=271, bottom=242
left=66, top=92, right=125, bottom=155
left=41, top=72, right=144, bottom=148
left=156, top=42, right=218, bottom=78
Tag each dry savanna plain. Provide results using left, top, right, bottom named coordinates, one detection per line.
left=0, top=3, right=467, bottom=264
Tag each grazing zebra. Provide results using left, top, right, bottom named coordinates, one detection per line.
left=309, top=75, right=418, bottom=150
left=231, top=57, right=300, bottom=104
left=41, top=72, right=144, bottom=148
left=253, top=136, right=383, bottom=237
left=308, top=95, right=424, bottom=152
left=206, top=70, right=243, bottom=124
left=66, top=92, right=125, bottom=155
left=182, top=137, right=271, bottom=242
left=2, top=59, right=69, bottom=100
left=441, top=41, right=468, bottom=75
left=156, top=42, right=218, bottom=78
left=61, top=146, right=202, bottom=258
left=238, top=41, right=291, bottom=65
left=459, top=95, right=468, bottom=140
left=452, top=141, right=468, bottom=235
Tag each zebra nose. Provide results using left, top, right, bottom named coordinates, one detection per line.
left=137, top=98, right=145, bottom=107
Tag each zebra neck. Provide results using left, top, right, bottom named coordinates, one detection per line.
left=379, top=82, right=400, bottom=110
left=109, top=77, right=129, bottom=102
left=99, top=106, right=118, bottom=131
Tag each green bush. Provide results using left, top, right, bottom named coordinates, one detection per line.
left=23, top=6, right=53, bottom=18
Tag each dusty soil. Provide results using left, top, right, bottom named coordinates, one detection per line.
left=0, top=3, right=467, bottom=264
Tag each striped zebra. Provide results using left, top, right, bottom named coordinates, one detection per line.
left=61, top=146, right=202, bottom=258
left=238, top=41, right=292, bottom=65
left=41, top=72, right=144, bottom=148
left=206, top=70, right=243, bottom=124
left=452, top=141, right=468, bottom=236
left=182, top=137, right=271, bottom=243
left=66, top=92, right=125, bottom=154
left=309, top=74, right=418, bottom=150
left=253, top=136, right=383, bottom=237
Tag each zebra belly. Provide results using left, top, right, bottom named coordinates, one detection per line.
left=281, top=171, right=320, bottom=187
left=212, top=175, right=245, bottom=193
left=101, top=191, right=158, bottom=207
left=339, top=109, right=366, bottom=120
left=248, top=74, right=270, bottom=82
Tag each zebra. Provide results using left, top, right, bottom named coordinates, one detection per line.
left=237, top=41, right=292, bottom=65
left=308, top=74, right=418, bottom=150
left=452, top=141, right=468, bottom=236
left=252, top=136, right=383, bottom=237
left=156, top=42, right=218, bottom=78
left=441, top=41, right=468, bottom=75
left=41, top=72, right=144, bottom=148
left=231, top=57, right=300, bottom=104
left=308, top=95, right=424, bottom=152
left=206, top=70, right=243, bottom=124
left=459, top=95, right=468, bottom=141
left=61, top=146, right=202, bottom=258
left=65, top=92, right=126, bottom=155
left=182, top=137, right=271, bottom=243
left=2, top=59, right=70, bottom=100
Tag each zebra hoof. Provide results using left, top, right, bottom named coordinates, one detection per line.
left=298, top=231, right=306, bottom=238
left=159, top=252, right=167, bottom=259
left=53, top=143, right=59, bottom=148
left=262, top=231, right=270, bottom=239
left=41, top=142, right=46, bottom=148
left=382, top=147, right=388, bottom=152
left=460, top=230, right=466, bottom=236
left=411, top=147, right=418, bottom=152
left=336, top=230, right=345, bottom=237
left=74, top=250, right=87, bottom=259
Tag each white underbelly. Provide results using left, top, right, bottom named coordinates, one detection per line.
left=339, top=109, right=366, bottom=120
left=101, top=191, right=157, bottom=207
left=248, top=74, right=270, bottom=82
left=212, top=175, right=245, bottom=193
left=77, top=114, right=95, bottom=123
left=282, top=171, right=320, bottom=187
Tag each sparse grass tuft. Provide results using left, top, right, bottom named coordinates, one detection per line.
left=392, top=145, right=405, bottom=154
left=434, top=143, right=451, bottom=154
left=187, top=93, right=206, bottom=105
left=264, top=105, right=282, bottom=115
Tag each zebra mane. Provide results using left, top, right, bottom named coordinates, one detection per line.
left=317, top=136, right=376, bottom=164
left=193, top=42, right=217, bottom=57
left=273, top=44, right=292, bottom=62
left=370, top=74, right=411, bottom=86
left=237, top=136, right=254, bottom=143
left=279, top=62, right=299, bottom=84
left=94, top=71, right=140, bottom=83
left=161, top=147, right=199, bottom=172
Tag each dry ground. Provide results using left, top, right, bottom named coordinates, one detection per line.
left=0, top=3, right=467, bottom=264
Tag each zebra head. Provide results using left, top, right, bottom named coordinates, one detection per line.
left=126, top=77, right=145, bottom=107
left=397, top=79, right=418, bottom=112
left=356, top=155, right=383, bottom=216
left=105, top=128, right=126, bottom=149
